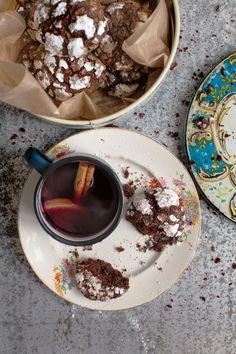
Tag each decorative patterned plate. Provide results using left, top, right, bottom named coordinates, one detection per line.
left=186, top=52, right=236, bottom=222
left=18, top=128, right=201, bottom=310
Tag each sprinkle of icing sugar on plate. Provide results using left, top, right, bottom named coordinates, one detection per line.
left=69, top=75, right=91, bottom=90
left=67, top=38, right=87, bottom=58
left=154, top=188, right=180, bottom=208
left=69, top=15, right=96, bottom=39
left=162, top=222, right=179, bottom=237
left=132, top=193, right=153, bottom=215
left=59, top=59, right=69, bottom=69
left=97, top=19, right=108, bottom=36
left=53, top=2, right=67, bottom=17
left=34, top=3, right=49, bottom=26
left=45, top=33, right=64, bottom=55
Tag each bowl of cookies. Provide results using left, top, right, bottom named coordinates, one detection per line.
left=0, top=0, right=180, bottom=128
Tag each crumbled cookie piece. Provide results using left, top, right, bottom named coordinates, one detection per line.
left=126, top=188, right=186, bottom=252
left=76, top=258, right=129, bottom=301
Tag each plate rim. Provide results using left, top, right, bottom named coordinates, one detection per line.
left=184, top=51, right=236, bottom=224
left=18, top=127, right=202, bottom=311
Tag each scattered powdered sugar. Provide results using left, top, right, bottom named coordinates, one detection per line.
left=132, top=193, right=153, bottom=215
left=36, top=71, right=50, bottom=89
left=113, top=83, right=139, bottom=97
left=67, top=38, right=87, bottom=58
left=58, top=59, right=68, bottom=69
left=154, top=188, right=179, bottom=208
left=69, top=15, right=96, bottom=39
left=34, top=3, right=49, bottom=27
left=45, top=33, right=64, bottom=55
left=162, top=222, right=179, bottom=237
left=53, top=2, right=67, bottom=17
left=44, top=53, right=57, bottom=74
left=97, top=19, right=108, bottom=36
left=169, top=214, right=179, bottom=222
left=55, top=71, right=65, bottom=83
left=69, top=75, right=91, bottom=90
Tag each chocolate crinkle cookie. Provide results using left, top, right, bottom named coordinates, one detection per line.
left=16, top=0, right=152, bottom=103
left=126, top=188, right=186, bottom=252
left=96, top=38, right=149, bottom=97
left=17, top=41, right=107, bottom=103
left=95, top=0, right=151, bottom=97
left=28, top=0, right=108, bottom=56
left=76, top=258, right=129, bottom=301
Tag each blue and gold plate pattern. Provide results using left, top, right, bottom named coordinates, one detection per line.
left=186, top=52, right=236, bottom=222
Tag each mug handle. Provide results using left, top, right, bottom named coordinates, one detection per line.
left=24, top=147, right=52, bottom=174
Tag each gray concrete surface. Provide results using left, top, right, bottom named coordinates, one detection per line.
left=0, top=0, right=236, bottom=353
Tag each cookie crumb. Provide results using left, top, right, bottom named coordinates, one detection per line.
left=115, top=246, right=125, bottom=253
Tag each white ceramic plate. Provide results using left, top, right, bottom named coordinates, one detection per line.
left=18, top=128, right=201, bottom=310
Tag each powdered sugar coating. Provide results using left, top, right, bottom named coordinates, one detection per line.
left=45, top=33, right=64, bottom=55
left=33, top=3, right=49, bottom=27
left=162, top=222, right=179, bottom=238
left=76, top=271, right=125, bottom=301
left=69, top=15, right=96, bottom=39
left=17, top=42, right=107, bottom=104
left=132, top=193, right=153, bottom=215
left=69, top=75, right=91, bottom=90
left=67, top=38, right=87, bottom=58
left=28, top=0, right=108, bottom=57
left=154, top=188, right=180, bottom=208
left=75, top=258, right=129, bottom=301
left=52, top=1, right=67, bottom=17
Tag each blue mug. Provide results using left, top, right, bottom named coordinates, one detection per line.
left=24, top=147, right=124, bottom=246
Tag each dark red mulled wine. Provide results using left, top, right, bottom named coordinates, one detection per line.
left=41, top=162, right=119, bottom=237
